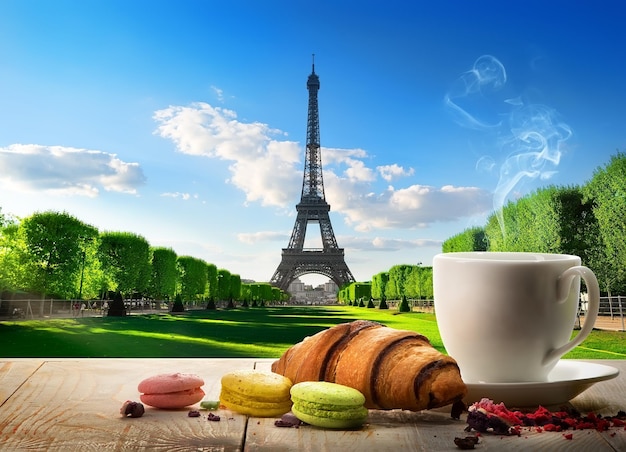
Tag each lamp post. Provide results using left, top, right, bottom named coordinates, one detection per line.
left=78, top=250, right=86, bottom=300
left=217, top=274, right=223, bottom=307
left=77, top=236, right=94, bottom=300
left=416, top=261, right=422, bottom=309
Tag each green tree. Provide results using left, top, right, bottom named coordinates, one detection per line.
left=108, top=291, right=126, bottom=316
left=248, top=283, right=261, bottom=306
left=217, top=268, right=231, bottom=304
left=409, top=265, right=433, bottom=300
left=386, top=265, right=412, bottom=300
left=177, top=256, right=208, bottom=303
left=171, top=292, right=184, bottom=313
left=485, top=199, right=520, bottom=251
left=405, top=266, right=419, bottom=299
left=240, top=283, right=252, bottom=307
left=0, top=222, right=26, bottom=293
left=206, top=297, right=217, bottom=309
left=256, top=283, right=273, bottom=306
left=149, top=247, right=177, bottom=301
left=582, top=152, right=626, bottom=294
left=20, top=211, right=98, bottom=299
left=0, top=208, right=12, bottom=228
left=553, top=187, right=599, bottom=263
left=270, top=286, right=282, bottom=304
left=347, top=282, right=371, bottom=302
left=398, top=294, right=411, bottom=312
left=75, top=235, right=102, bottom=300
left=229, top=274, right=242, bottom=305
left=98, top=232, right=151, bottom=298
left=371, top=272, right=389, bottom=300
left=206, top=263, right=218, bottom=301
left=442, top=226, right=487, bottom=252
left=486, top=185, right=597, bottom=258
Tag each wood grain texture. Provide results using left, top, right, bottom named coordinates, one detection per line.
left=0, top=358, right=255, bottom=451
left=0, top=358, right=624, bottom=451
left=0, top=360, right=43, bottom=405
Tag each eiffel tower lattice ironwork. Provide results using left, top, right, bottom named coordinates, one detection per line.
left=269, top=59, right=355, bottom=292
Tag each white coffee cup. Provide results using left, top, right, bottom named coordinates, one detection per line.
left=433, top=252, right=600, bottom=383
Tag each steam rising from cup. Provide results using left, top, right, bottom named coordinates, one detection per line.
left=444, top=55, right=507, bottom=131
left=445, top=55, right=572, bottom=235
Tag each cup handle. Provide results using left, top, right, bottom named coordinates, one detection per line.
left=543, top=265, right=600, bottom=365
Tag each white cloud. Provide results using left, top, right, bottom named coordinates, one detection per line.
left=154, top=102, right=492, bottom=232
left=237, top=230, right=290, bottom=244
left=0, top=144, right=145, bottom=196
left=377, top=163, right=415, bottom=182
left=227, top=140, right=302, bottom=207
left=211, top=85, right=225, bottom=102
left=325, top=172, right=492, bottom=232
left=323, top=147, right=376, bottom=183
left=153, top=102, right=301, bottom=207
left=319, top=147, right=492, bottom=231
left=161, top=192, right=197, bottom=200
left=341, top=235, right=443, bottom=251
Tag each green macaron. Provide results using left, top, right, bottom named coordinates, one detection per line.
left=290, top=381, right=368, bottom=429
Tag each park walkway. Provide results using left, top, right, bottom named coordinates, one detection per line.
left=580, top=314, right=625, bottom=332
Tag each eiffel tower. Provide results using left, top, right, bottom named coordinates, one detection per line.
left=269, top=58, right=355, bottom=292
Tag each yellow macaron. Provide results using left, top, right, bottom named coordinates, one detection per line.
left=220, top=370, right=293, bottom=417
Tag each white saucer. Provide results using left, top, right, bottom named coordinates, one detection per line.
left=463, top=360, right=619, bottom=407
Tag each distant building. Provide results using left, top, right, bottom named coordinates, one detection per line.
left=288, top=278, right=338, bottom=304
left=288, top=279, right=306, bottom=294
left=324, top=280, right=338, bottom=294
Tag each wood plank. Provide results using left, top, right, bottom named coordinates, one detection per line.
left=245, top=402, right=616, bottom=451
left=0, top=358, right=256, bottom=451
left=567, top=360, right=626, bottom=452
left=0, top=359, right=623, bottom=451
left=0, top=359, right=43, bottom=406
left=248, top=360, right=625, bottom=451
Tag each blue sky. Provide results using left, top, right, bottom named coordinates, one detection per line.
left=1, top=1, right=624, bottom=287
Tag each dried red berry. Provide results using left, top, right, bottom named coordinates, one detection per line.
left=466, top=399, right=626, bottom=437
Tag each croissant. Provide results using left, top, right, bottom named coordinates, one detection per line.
left=271, top=320, right=466, bottom=411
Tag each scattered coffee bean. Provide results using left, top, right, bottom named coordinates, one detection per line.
left=454, top=436, right=479, bottom=449
left=274, top=412, right=302, bottom=428
left=120, top=400, right=145, bottom=418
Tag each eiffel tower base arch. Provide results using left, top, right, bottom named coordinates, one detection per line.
left=270, top=249, right=354, bottom=292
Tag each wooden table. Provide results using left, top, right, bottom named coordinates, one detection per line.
left=1, top=359, right=624, bottom=451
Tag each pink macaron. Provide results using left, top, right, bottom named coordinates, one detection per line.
left=138, top=373, right=205, bottom=409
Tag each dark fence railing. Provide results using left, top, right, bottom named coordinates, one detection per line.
left=0, top=298, right=170, bottom=319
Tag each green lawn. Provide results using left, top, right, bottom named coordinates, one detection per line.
left=0, top=305, right=623, bottom=359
